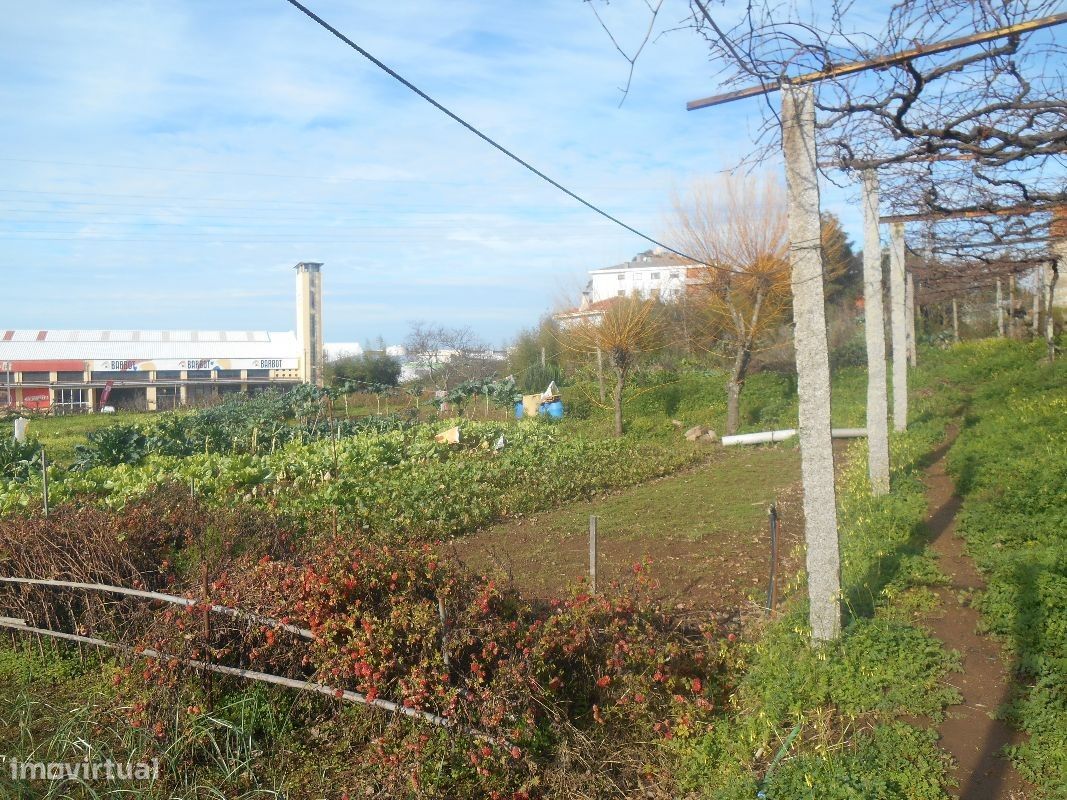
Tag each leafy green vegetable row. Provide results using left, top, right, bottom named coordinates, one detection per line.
left=2, top=419, right=702, bottom=539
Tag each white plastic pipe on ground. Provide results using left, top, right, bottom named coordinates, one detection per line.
left=721, top=428, right=867, bottom=446
left=721, top=429, right=797, bottom=446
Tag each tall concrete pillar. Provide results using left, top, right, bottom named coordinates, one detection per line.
left=782, top=85, right=841, bottom=643
left=861, top=170, right=890, bottom=496
left=996, top=278, right=1005, bottom=337
left=889, top=223, right=908, bottom=432
left=906, top=271, right=917, bottom=367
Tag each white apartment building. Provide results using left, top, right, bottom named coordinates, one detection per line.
left=587, top=249, right=690, bottom=303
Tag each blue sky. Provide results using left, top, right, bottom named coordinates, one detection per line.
left=0, top=0, right=869, bottom=347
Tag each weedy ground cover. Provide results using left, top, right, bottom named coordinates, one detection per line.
left=675, top=339, right=1065, bottom=800
left=0, top=490, right=733, bottom=799
left=675, top=415, right=959, bottom=799
left=936, top=340, right=1066, bottom=796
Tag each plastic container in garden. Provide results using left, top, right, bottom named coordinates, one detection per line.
left=544, top=400, right=564, bottom=419
left=514, top=402, right=524, bottom=419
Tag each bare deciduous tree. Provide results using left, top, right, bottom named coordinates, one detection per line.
left=562, top=296, right=664, bottom=437
left=404, top=322, right=493, bottom=390
left=669, top=176, right=791, bottom=434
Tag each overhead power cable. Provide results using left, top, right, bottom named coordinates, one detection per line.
left=280, top=0, right=739, bottom=276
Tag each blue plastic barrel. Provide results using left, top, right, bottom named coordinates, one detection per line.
left=545, top=400, right=564, bottom=419
left=514, top=401, right=523, bottom=419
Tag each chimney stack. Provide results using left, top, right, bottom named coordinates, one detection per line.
left=294, top=262, right=324, bottom=386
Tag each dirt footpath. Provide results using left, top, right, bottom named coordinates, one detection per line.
left=922, top=431, right=1031, bottom=800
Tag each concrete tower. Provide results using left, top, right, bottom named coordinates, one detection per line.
left=295, top=262, right=324, bottom=386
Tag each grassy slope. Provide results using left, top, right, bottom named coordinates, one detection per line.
left=678, top=340, right=1066, bottom=800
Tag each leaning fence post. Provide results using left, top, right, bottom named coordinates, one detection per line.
left=40, top=447, right=49, bottom=517
left=766, top=503, right=779, bottom=614
left=588, top=515, right=598, bottom=595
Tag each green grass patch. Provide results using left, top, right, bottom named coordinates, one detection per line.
left=26, top=412, right=155, bottom=465
left=492, top=444, right=798, bottom=544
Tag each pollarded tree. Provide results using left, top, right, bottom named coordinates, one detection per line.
left=562, top=295, right=664, bottom=437
left=669, top=176, right=792, bottom=435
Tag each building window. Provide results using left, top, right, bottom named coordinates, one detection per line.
left=617, top=289, right=625, bottom=297
left=155, top=370, right=181, bottom=380
left=617, top=274, right=625, bottom=281
left=651, top=272, right=660, bottom=280
left=20, top=371, right=50, bottom=384
left=246, top=369, right=269, bottom=379
left=215, top=369, right=242, bottom=380
left=55, top=388, right=87, bottom=408
left=57, top=371, right=84, bottom=383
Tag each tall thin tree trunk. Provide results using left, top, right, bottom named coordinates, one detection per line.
left=782, top=85, right=841, bottom=643
left=861, top=170, right=890, bottom=495
left=952, top=297, right=960, bottom=343
left=724, top=290, right=763, bottom=436
left=889, top=223, right=908, bottom=432
left=596, top=347, right=606, bottom=403
left=612, top=366, right=626, bottom=437
left=725, top=344, right=750, bottom=437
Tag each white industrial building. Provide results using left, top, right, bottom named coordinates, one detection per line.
left=0, top=262, right=326, bottom=412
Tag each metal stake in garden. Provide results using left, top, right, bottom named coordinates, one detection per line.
left=40, top=447, right=49, bottom=517
left=588, top=515, right=598, bottom=595
left=766, top=503, right=779, bottom=613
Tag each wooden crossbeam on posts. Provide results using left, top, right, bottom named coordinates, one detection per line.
left=817, top=153, right=976, bottom=170
left=880, top=203, right=1053, bottom=223
left=933, top=235, right=1051, bottom=250
left=686, top=12, right=1067, bottom=110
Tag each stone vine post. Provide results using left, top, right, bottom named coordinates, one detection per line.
left=781, top=84, right=841, bottom=643
left=906, top=271, right=918, bottom=367
left=861, top=170, right=890, bottom=495
left=996, top=278, right=1005, bottom=338
left=889, top=223, right=908, bottom=432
